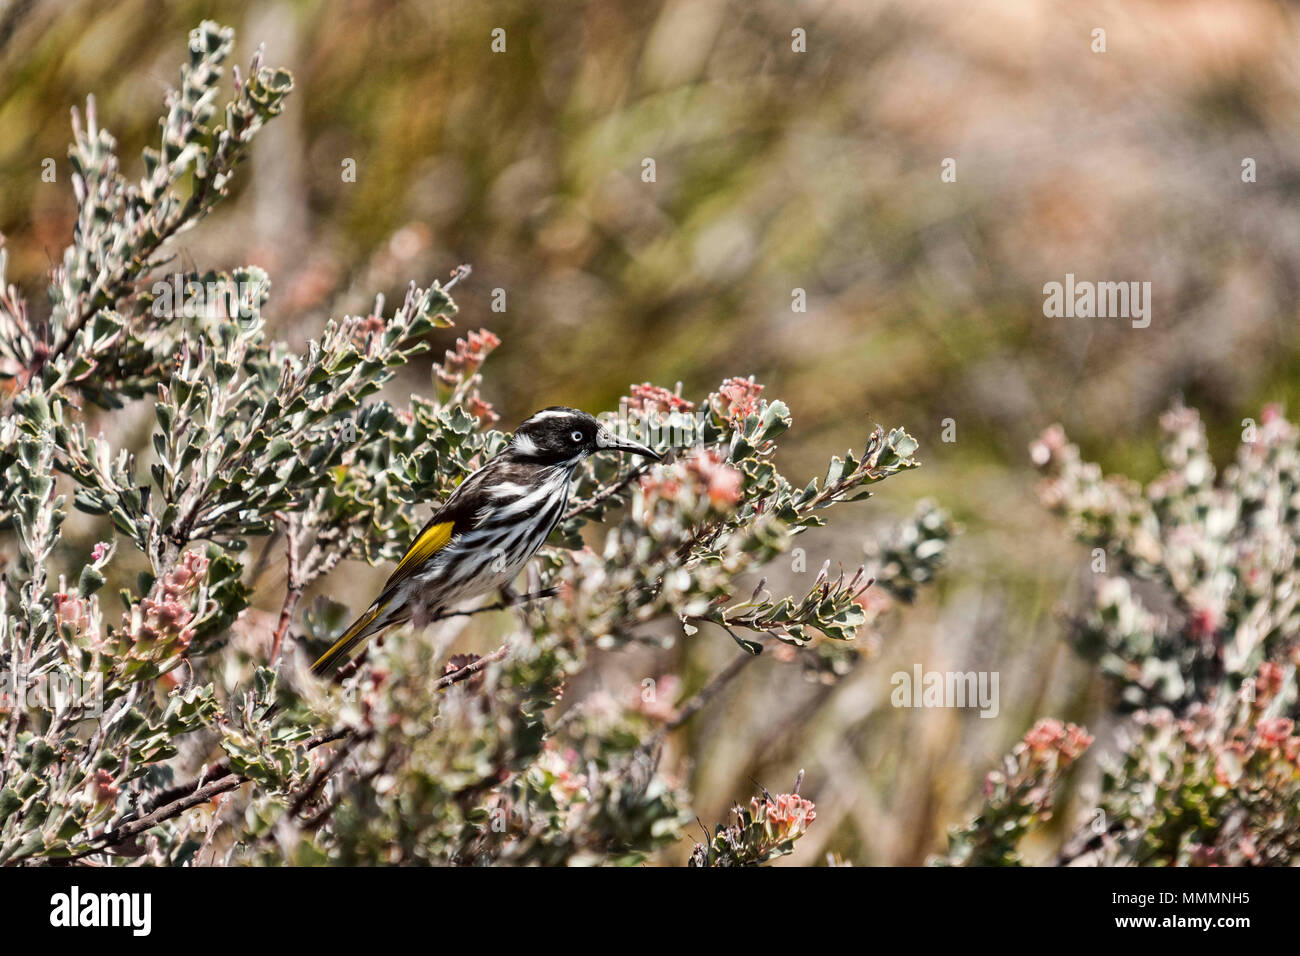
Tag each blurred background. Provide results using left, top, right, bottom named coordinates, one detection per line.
left=3, top=0, right=1299, bottom=864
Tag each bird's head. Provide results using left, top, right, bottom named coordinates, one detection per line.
left=508, top=406, right=660, bottom=466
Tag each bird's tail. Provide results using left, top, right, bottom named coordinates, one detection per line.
left=310, top=598, right=394, bottom=677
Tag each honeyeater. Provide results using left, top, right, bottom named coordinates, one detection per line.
left=310, top=407, right=660, bottom=676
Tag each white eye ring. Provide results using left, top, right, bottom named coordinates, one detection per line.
left=571, top=430, right=584, bottom=442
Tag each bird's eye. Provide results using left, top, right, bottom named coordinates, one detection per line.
left=571, top=430, right=584, bottom=442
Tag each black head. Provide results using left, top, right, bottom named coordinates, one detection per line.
left=508, top=406, right=660, bottom=466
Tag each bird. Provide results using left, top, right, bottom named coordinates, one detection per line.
left=310, top=406, right=660, bottom=677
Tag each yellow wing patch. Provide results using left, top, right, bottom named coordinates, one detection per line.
left=387, top=520, right=454, bottom=587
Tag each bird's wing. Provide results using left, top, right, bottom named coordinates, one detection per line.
left=382, top=516, right=456, bottom=592
left=310, top=468, right=498, bottom=676
left=378, top=464, right=494, bottom=594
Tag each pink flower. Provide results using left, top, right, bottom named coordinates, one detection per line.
left=754, top=792, right=816, bottom=842
left=436, top=329, right=501, bottom=388
left=626, top=383, right=694, bottom=415
left=53, top=592, right=88, bottom=634
left=705, top=463, right=742, bottom=506
left=1062, top=724, right=1094, bottom=760
left=1257, top=717, right=1294, bottom=749
left=1022, top=718, right=1092, bottom=763
left=631, top=675, right=681, bottom=722
left=1024, top=718, right=1065, bottom=754
left=1029, top=425, right=1067, bottom=467
left=712, top=376, right=764, bottom=424
left=1187, top=604, right=1221, bottom=641
left=350, top=312, right=388, bottom=353
left=93, top=770, right=120, bottom=805
left=1256, top=662, right=1285, bottom=702
left=638, top=449, right=743, bottom=511
left=466, top=394, right=499, bottom=425
left=128, top=550, right=209, bottom=651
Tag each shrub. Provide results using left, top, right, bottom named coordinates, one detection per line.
left=0, top=23, right=926, bottom=866
left=939, top=405, right=1300, bottom=865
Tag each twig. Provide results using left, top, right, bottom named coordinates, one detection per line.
left=270, top=587, right=302, bottom=665
left=270, top=514, right=304, bottom=664
left=563, top=464, right=652, bottom=521
left=66, top=773, right=244, bottom=861
left=434, top=644, right=508, bottom=690
left=286, top=731, right=371, bottom=820
left=435, top=587, right=559, bottom=621
left=636, top=647, right=762, bottom=761
left=118, top=729, right=348, bottom=828
left=664, top=649, right=759, bottom=734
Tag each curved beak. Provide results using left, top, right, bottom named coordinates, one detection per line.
left=596, top=428, right=661, bottom=461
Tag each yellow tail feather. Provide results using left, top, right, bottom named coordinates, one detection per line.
left=310, top=603, right=383, bottom=677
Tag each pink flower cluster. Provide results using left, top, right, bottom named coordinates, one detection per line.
left=1254, top=660, right=1286, bottom=703
left=1256, top=717, right=1297, bottom=753
left=465, top=394, right=499, bottom=425
left=1021, top=718, right=1093, bottom=764
left=53, top=591, right=95, bottom=640
left=753, top=792, right=816, bottom=843
left=351, top=312, right=388, bottom=350
left=131, top=550, right=209, bottom=651
left=92, top=769, right=120, bottom=805
left=535, top=742, right=589, bottom=802
left=436, top=329, right=501, bottom=388
left=1027, top=424, right=1068, bottom=469
left=711, top=376, right=764, bottom=424
left=639, top=448, right=743, bottom=509
left=625, top=383, right=695, bottom=415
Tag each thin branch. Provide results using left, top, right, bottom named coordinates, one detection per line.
left=286, top=731, right=371, bottom=820
left=118, top=729, right=348, bottom=828
left=434, top=644, right=508, bottom=690
left=66, top=773, right=244, bottom=861
left=270, top=587, right=302, bottom=665
left=636, top=647, right=762, bottom=760
left=563, top=464, right=652, bottom=521
left=437, top=586, right=559, bottom=621
left=665, top=649, right=759, bottom=734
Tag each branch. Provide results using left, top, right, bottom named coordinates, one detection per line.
left=434, top=644, right=508, bottom=690
left=563, top=463, right=653, bottom=521
left=636, top=647, right=761, bottom=761
left=664, top=649, right=759, bottom=734
left=270, top=514, right=305, bottom=664
left=65, top=773, right=243, bottom=861
left=270, top=587, right=302, bottom=665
